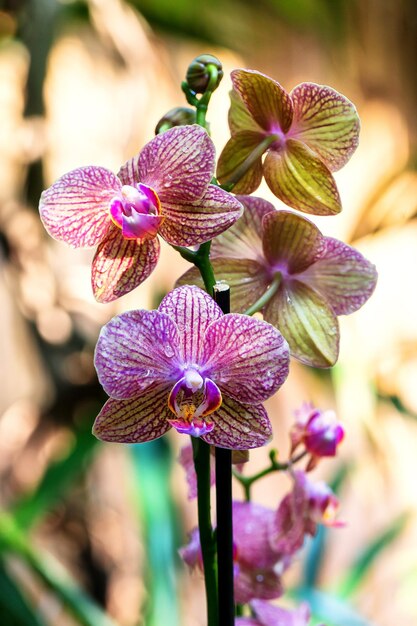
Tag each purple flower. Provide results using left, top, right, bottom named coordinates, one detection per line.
left=93, top=285, right=289, bottom=449
left=178, top=196, right=377, bottom=367
left=180, top=501, right=288, bottom=603
left=270, top=471, right=343, bottom=556
left=39, top=125, right=242, bottom=302
left=291, top=403, right=344, bottom=470
left=217, top=69, right=360, bottom=216
left=236, top=600, right=312, bottom=626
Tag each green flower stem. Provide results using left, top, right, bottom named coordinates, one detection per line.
left=220, top=134, right=278, bottom=191
left=234, top=449, right=307, bottom=501
left=174, top=241, right=216, bottom=294
left=192, top=438, right=218, bottom=626
left=196, top=64, right=219, bottom=128
left=0, top=512, right=116, bottom=626
left=244, top=272, right=282, bottom=316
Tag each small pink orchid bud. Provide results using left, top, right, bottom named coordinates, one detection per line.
left=291, top=403, right=344, bottom=469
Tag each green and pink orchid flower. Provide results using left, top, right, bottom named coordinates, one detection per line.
left=217, top=69, right=360, bottom=216
left=178, top=196, right=377, bottom=367
left=39, top=125, right=242, bottom=302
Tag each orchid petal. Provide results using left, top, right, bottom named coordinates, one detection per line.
left=228, top=89, right=264, bottom=135
left=263, top=139, right=342, bottom=215
left=118, top=125, right=215, bottom=203
left=92, top=383, right=172, bottom=443
left=235, top=567, right=284, bottom=604
left=264, top=280, right=339, bottom=367
left=158, top=285, right=223, bottom=364
left=233, top=502, right=277, bottom=568
left=202, top=396, right=272, bottom=450
left=291, top=82, right=360, bottom=171
left=216, top=131, right=266, bottom=194
left=211, top=195, right=274, bottom=261
left=158, top=185, right=243, bottom=246
left=299, top=237, right=377, bottom=315
left=203, top=314, right=289, bottom=403
left=235, top=619, right=260, bottom=626
left=39, top=166, right=120, bottom=248
left=262, top=210, right=325, bottom=273
left=94, top=310, right=180, bottom=399
left=231, top=69, right=293, bottom=133
left=91, top=225, right=160, bottom=302
left=251, top=599, right=311, bottom=626
left=176, top=258, right=269, bottom=314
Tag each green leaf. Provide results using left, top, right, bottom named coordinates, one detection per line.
left=292, top=587, right=374, bottom=626
left=12, top=408, right=100, bottom=529
left=128, top=440, right=181, bottom=626
left=0, top=561, right=46, bottom=626
left=337, top=512, right=409, bottom=599
left=0, top=512, right=116, bottom=626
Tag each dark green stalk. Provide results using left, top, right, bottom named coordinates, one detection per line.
left=244, top=273, right=282, bottom=316
left=192, top=438, right=218, bottom=626
left=234, top=450, right=307, bottom=501
left=213, top=285, right=234, bottom=626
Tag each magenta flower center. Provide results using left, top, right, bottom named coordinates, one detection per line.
left=267, top=126, right=287, bottom=152
left=167, top=369, right=222, bottom=438
left=109, top=183, right=164, bottom=240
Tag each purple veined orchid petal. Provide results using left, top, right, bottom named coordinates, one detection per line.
left=39, top=166, right=120, bottom=248
left=176, top=258, right=269, bottom=314
left=94, top=309, right=181, bottom=400
left=158, top=285, right=223, bottom=364
left=211, top=195, right=274, bottom=262
left=228, top=88, right=264, bottom=135
left=235, top=619, right=261, bottom=626
left=216, top=130, right=267, bottom=194
left=250, top=599, right=311, bottom=626
left=202, top=396, right=272, bottom=450
left=290, top=82, right=360, bottom=172
left=202, top=314, right=289, bottom=404
left=158, top=184, right=243, bottom=247
left=263, top=280, right=339, bottom=368
left=231, top=69, right=294, bottom=134
left=263, top=139, right=342, bottom=216
left=299, top=236, right=378, bottom=315
left=118, top=125, right=215, bottom=204
left=91, top=224, right=160, bottom=303
left=92, top=382, right=173, bottom=443
left=262, top=210, right=325, bottom=274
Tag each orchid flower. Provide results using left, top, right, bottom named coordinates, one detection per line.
left=178, top=196, right=377, bottom=367
left=180, top=501, right=288, bottom=603
left=291, top=403, right=344, bottom=470
left=39, top=125, right=242, bottom=302
left=236, top=599, right=312, bottom=626
left=217, top=69, right=360, bottom=216
left=270, top=471, right=343, bottom=556
left=93, top=285, right=289, bottom=449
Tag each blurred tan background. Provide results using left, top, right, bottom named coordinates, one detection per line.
left=0, top=1, right=416, bottom=625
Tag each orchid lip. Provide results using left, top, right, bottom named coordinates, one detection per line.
left=109, top=183, right=164, bottom=240
left=167, top=371, right=222, bottom=438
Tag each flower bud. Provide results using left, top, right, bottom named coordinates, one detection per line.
left=185, top=54, right=223, bottom=94
left=154, top=107, right=196, bottom=134
left=291, top=403, right=344, bottom=469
